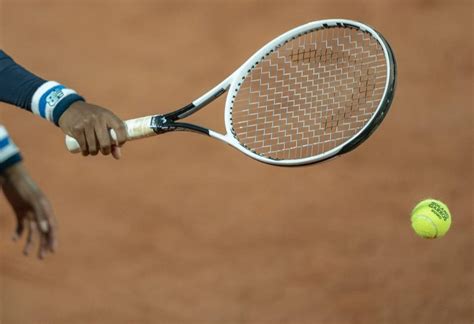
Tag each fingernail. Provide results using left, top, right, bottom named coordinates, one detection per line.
left=39, top=221, right=49, bottom=233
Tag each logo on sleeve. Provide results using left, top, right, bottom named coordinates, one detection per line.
left=46, top=88, right=65, bottom=107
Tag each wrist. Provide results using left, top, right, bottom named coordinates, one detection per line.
left=57, top=100, right=87, bottom=130
left=1, top=161, right=24, bottom=179
left=31, top=81, right=85, bottom=126
left=0, top=126, right=22, bottom=174
left=0, top=162, right=27, bottom=189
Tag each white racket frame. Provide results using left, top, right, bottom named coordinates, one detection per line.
left=66, top=19, right=395, bottom=166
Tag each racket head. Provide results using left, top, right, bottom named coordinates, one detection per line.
left=223, top=19, right=396, bottom=166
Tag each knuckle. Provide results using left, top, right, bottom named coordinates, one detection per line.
left=118, top=123, right=127, bottom=131
left=76, top=138, right=85, bottom=146
left=83, top=114, right=97, bottom=125
left=72, top=125, right=83, bottom=133
left=117, top=126, right=127, bottom=140
left=101, top=112, right=113, bottom=121
left=98, top=134, right=111, bottom=146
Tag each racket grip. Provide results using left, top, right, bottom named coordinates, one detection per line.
left=65, top=116, right=156, bottom=153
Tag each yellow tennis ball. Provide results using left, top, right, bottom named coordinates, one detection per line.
left=411, top=199, right=452, bottom=239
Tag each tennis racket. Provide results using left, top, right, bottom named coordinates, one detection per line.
left=66, top=19, right=396, bottom=166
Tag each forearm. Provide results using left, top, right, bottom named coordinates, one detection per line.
left=0, top=50, right=84, bottom=125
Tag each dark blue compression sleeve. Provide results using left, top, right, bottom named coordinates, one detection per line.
left=0, top=50, right=46, bottom=110
left=0, top=50, right=84, bottom=125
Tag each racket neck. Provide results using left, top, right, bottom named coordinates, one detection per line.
left=150, top=114, right=210, bottom=136
left=164, top=103, right=195, bottom=120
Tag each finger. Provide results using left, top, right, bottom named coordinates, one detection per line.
left=32, top=200, right=51, bottom=235
left=85, top=127, right=99, bottom=156
left=34, top=198, right=57, bottom=253
left=12, top=214, right=25, bottom=241
left=23, top=220, right=35, bottom=256
left=47, top=229, right=57, bottom=253
left=108, top=119, right=127, bottom=146
left=38, top=232, right=47, bottom=260
left=73, top=129, right=89, bottom=156
left=38, top=225, right=52, bottom=259
left=45, top=217, right=57, bottom=253
left=111, top=145, right=122, bottom=160
left=95, top=121, right=112, bottom=155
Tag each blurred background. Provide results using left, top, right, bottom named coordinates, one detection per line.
left=0, top=0, right=472, bottom=323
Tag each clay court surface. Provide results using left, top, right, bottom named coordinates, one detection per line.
left=0, top=0, right=472, bottom=323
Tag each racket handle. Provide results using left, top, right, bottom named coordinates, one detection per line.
left=65, top=116, right=156, bottom=153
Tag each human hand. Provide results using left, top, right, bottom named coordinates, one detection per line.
left=58, top=101, right=127, bottom=159
left=0, top=163, right=57, bottom=259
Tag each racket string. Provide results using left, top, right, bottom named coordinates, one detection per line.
left=230, top=26, right=387, bottom=160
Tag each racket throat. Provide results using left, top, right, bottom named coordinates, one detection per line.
left=150, top=115, right=210, bottom=136
left=150, top=115, right=173, bottom=134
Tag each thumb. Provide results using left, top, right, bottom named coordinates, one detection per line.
left=111, top=145, right=122, bottom=160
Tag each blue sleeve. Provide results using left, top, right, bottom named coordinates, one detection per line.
left=0, top=125, right=22, bottom=173
left=0, top=50, right=46, bottom=110
left=0, top=50, right=84, bottom=125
